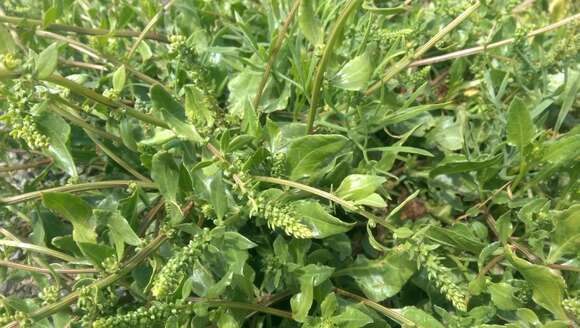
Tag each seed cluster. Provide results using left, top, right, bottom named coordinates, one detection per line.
left=92, top=301, right=190, bottom=328
left=151, top=229, right=212, bottom=299
left=256, top=198, right=312, bottom=239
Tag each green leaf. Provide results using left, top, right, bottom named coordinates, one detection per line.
left=293, top=200, right=355, bottom=238
left=150, top=84, right=202, bottom=143
left=152, top=151, right=179, bottom=201
left=335, top=174, right=386, bottom=202
left=42, top=6, right=59, bottom=26
left=291, top=264, right=334, bottom=322
left=505, top=247, right=567, bottom=319
left=35, top=42, right=59, bottom=79
left=430, top=154, right=502, bottom=178
left=342, top=252, right=416, bottom=302
left=299, top=0, right=323, bottom=46
left=542, top=134, right=580, bottom=165
left=96, top=209, right=141, bottom=259
left=112, top=65, right=126, bottom=92
left=35, top=106, right=77, bottom=177
left=227, top=70, right=260, bottom=116
left=42, top=192, right=96, bottom=244
left=506, top=97, right=534, bottom=149
left=426, top=225, right=485, bottom=254
left=78, top=242, right=115, bottom=268
left=0, top=25, right=16, bottom=54
left=401, top=307, right=445, bottom=328
left=332, top=53, right=372, bottom=91
left=288, top=134, right=350, bottom=180
left=331, top=305, right=374, bottom=328
left=185, top=84, right=215, bottom=128
left=548, top=204, right=580, bottom=263
left=496, top=212, right=513, bottom=244
left=209, top=171, right=228, bottom=221
left=354, top=193, right=387, bottom=208
left=488, top=282, right=522, bottom=310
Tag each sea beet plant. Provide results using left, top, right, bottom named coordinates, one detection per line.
left=0, top=0, right=579, bottom=327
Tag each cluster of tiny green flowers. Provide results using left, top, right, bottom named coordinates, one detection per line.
left=39, top=286, right=59, bottom=305
left=376, top=28, right=414, bottom=46
left=103, top=88, right=120, bottom=101
left=563, top=297, right=580, bottom=320
left=402, top=66, right=431, bottom=89
left=2, top=94, right=49, bottom=149
left=92, top=300, right=191, bottom=328
left=102, top=255, right=120, bottom=274
left=0, top=313, right=14, bottom=326
left=168, top=35, right=192, bottom=58
left=511, top=279, right=532, bottom=304
left=434, top=0, right=471, bottom=17
left=255, top=198, right=312, bottom=239
left=1, top=53, right=21, bottom=70
left=544, top=33, right=580, bottom=72
left=151, top=228, right=212, bottom=299
left=270, top=152, right=287, bottom=178
left=415, top=245, right=468, bottom=311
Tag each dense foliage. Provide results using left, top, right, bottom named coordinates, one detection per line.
left=0, top=0, right=579, bottom=327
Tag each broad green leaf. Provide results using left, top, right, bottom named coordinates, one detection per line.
left=335, top=174, right=386, bottom=202
left=548, top=204, right=580, bottom=263
left=35, top=42, right=59, bottom=79
left=321, top=293, right=338, bottom=318
left=288, top=134, right=350, bottom=180
left=227, top=70, right=260, bottom=115
left=0, top=25, right=16, bottom=54
left=209, top=171, right=228, bottom=221
left=496, top=212, right=513, bottom=244
left=185, top=84, right=215, bottom=128
left=426, top=225, right=485, bottom=254
left=42, top=6, right=58, bottom=26
left=299, top=0, right=323, bottom=46
left=401, top=307, right=445, bottom=328
left=354, top=193, right=387, bottom=208
left=488, top=282, right=522, bottom=310
left=150, top=84, right=202, bottom=142
left=554, top=70, right=579, bottom=132
left=332, top=53, right=372, bottom=91
left=152, top=151, right=179, bottom=201
left=94, top=209, right=141, bottom=259
left=291, top=264, right=334, bottom=322
left=78, top=242, right=115, bottom=268
left=35, top=108, right=77, bottom=177
left=341, top=252, right=416, bottom=302
left=542, top=134, right=580, bottom=165
left=112, top=65, right=126, bottom=92
left=42, top=192, right=96, bottom=244
left=293, top=200, right=355, bottom=238
left=331, top=305, right=374, bottom=328
left=506, top=97, right=534, bottom=149
left=505, top=247, right=567, bottom=319
left=430, top=154, right=502, bottom=178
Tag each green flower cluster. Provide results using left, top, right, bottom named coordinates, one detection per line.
left=270, top=152, right=287, bottom=178
left=1, top=90, right=49, bottom=149
left=39, top=286, right=59, bottom=305
left=151, top=229, right=212, bottom=299
left=256, top=198, right=312, bottom=239
left=416, top=245, right=468, bottom=311
left=92, top=301, right=191, bottom=328
left=563, top=297, right=580, bottom=320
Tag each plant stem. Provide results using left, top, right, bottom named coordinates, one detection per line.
left=0, top=158, right=52, bottom=173
left=253, top=0, right=301, bottom=110
left=191, top=298, right=294, bottom=320
left=0, top=14, right=169, bottom=42
left=0, top=180, right=156, bottom=205
left=49, top=102, right=123, bottom=143
left=58, top=58, right=107, bottom=71
left=126, top=0, right=175, bottom=60
left=0, top=240, right=79, bottom=262
left=0, top=234, right=167, bottom=326
left=334, top=288, right=416, bottom=327
left=43, top=74, right=169, bottom=128
left=85, top=132, right=152, bottom=183
left=254, top=176, right=396, bottom=231
left=365, top=1, right=480, bottom=96
left=306, top=0, right=363, bottom=134
left=37, top=31, right=162, bottom=86
left=409, top=13, right=580, bottom=67
left=0, top=260, right=98, bottom=275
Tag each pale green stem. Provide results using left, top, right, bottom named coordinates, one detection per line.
left=306, top=0, right=364, bottom=133
left=191, top=298, right=294, bottom=320
left=334, top=288, right=416, bottom=327
left=0, top=180, right=156, bottom=205
left=0, top=14, right=169, bottom=42
left=254, top=176, right=396, bottom=231
left=365, top=1, right=481, bottom=95
left=409, top=13, right=580, bottom=67
left=126, top=0, right=176, bottom=60
left=253, top=0, right=301, bottom=109
left=0, top=234, right=167, bottom=326
left=49, top=102, right=122, bottom=143
left=0, top=240, right=78, bottom=262
left=0, top=260, right=98, bottom=275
